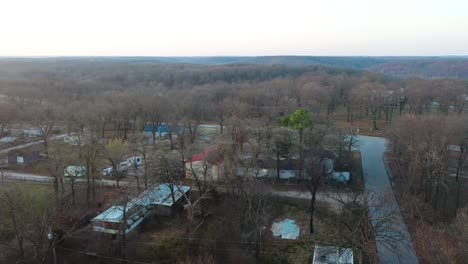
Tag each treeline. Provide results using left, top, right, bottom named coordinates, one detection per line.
left=370, top=58, right=468, bottom=79
left=0, top=59, right=466, bottom=136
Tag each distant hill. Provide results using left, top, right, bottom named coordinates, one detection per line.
left=153, top=56, right=393, bottom=69
left=2, top=56, right=468, bottom=80
left=153, top=56, right=468, bottom=79
left=368, top=58, right=468, bottom=79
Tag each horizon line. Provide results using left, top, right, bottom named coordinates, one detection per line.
left=1, top=55, right=468, bottom=59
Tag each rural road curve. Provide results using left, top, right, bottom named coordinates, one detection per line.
left=0, top=171, right=350, bottom=208
left=0, top=171, right=124, bottom=187
left=357, top=135, right=419, bottom=264
left=0, top=134, right=67, bottom=154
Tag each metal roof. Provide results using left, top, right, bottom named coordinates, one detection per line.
left=136, top=184, right=191, bottom=207
left=92, top=183, right=191, bottom=223
left=92, top=205, right=128, bottom=223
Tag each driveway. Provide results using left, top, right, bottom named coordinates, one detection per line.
left=357, top=135, right=418, bottom=264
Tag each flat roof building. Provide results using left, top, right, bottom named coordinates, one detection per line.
left=91, top=183, right=190, bottom=235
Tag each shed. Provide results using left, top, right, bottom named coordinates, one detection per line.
left=312, top=245, right=354, bottom=264
left=8, top=150, right=40, bottom=165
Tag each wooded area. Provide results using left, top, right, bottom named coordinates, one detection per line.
left=0, top=58, right=466, bottom=263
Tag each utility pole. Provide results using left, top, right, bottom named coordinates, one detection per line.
left=48, top=227, right=57, bottom=264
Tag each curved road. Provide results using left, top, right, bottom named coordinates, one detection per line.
left=0, top=134, right=67, bottom=154
left=357, top=135, right=418, bottom=264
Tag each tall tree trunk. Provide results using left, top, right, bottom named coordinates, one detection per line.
left=276, top=151, right=280, bottom=181
left=71, top=179, right=75, bottom=205
left=309, top=185, right=318, bottom=234
left=144, top=158, right=148, bottom=189
left=92, top=162, right=96, bottom=201
left=86, top=160, right=91, bottom=207
left=53, top=177, right=60, bottom=209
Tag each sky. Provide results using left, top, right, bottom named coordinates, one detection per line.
left=0, top=0, right=468, bottom=57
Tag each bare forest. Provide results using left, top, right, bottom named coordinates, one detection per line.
left=0, top=58, right=466, bottom=264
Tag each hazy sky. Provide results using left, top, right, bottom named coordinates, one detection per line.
left=1, top=0, right=468, bottom=56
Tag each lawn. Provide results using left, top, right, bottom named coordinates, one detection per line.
left=260, top=200, right=356, bottom=264
left=0, top=182, right=53, bottom=209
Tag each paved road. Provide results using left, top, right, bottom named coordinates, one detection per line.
left=0, top=134, right=67, bottom=154
left=0, top=170, right=351, bottom=208
left=357, top=135, right=418, bottom=264
left=0, top=171, right=125, bottom=187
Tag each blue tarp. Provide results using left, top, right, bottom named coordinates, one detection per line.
left=271, top=218, right=300, bottom=240
left=143, top=124, right=169, bottom=133
left=281, top=219, right=300, bottom=240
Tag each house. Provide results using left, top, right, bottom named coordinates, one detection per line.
left=91, top=203, right=151, bottom=235
left=185, top=148, right=224, bottom=181
left=312, top=245, right=354, bottom=264
left=91, top=183, right=190, bottom=234
left=64, top=166, right=86, bottom=177
left=7, top=150, right=40, bottom=165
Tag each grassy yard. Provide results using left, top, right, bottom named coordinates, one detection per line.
left=0, top=182, right=53, bottom=207
left=260, top=200, right=357, bottom=264
left=349, top=152, right=364, bottom=192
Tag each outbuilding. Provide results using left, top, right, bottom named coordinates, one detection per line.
left=7, top=149, right=40, bottom=165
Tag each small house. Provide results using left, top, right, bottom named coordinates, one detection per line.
left=91, top=203, right=150, bottom=235
left=185, top=148, right=224, bottom=181
left=7, top=150, right=40, bottom=165
left=312, top=245, right=354, bottom=264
